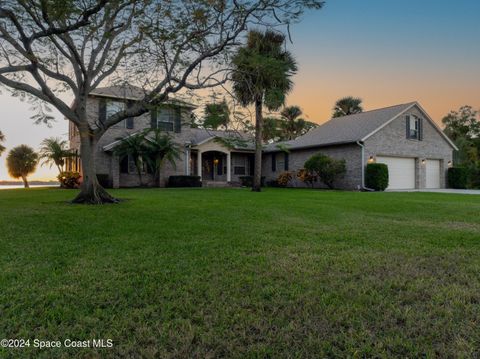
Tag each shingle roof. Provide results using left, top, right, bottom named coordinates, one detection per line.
left=265, top=102, right=417, bottom=152
left=90, top=84, right=196, bottom=109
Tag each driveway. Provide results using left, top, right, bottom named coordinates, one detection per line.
left=389, top=189, right=480, bottom=195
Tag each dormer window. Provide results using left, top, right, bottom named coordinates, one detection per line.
left=406, top=115, right=423, bottom=140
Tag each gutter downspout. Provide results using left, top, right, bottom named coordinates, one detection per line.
left=356, top=141, right=375, bottom=192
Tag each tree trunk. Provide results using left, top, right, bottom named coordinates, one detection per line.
left=21, top=175, right=29, bottom=188
left=136, top=158, right=143, bottom=187
left=252, top=96, right=263, bottom=192
left=72, top=133, right=118, bottom=204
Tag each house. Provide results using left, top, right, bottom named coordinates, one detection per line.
left=67, top=85, right=255, bottom=188
left=68, top=87, right=456, bottom=190
left=262, top=102, right=457, bottom=190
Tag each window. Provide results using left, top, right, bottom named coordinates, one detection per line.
left=407, top=115, right=422, bottom=140
left=120, top=155, right=147, bottom=174
left=106, top=100, right=125, bottom=118
left=276, top=153, right=285, bottom=171
left=233, top=156, right=246, bottom=175
left=157, top=108, right=176, bottom=131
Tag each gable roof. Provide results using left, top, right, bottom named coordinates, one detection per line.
left=90, top=84, right=196, bottom=109
left=266, top=102, right=457, bottom=151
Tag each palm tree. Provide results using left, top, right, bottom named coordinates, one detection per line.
left=39, top=137, right=74, bottom=174
left=0, top=130, right=5, bottom=157
left=144, top=129, right=180, bottom=186
left=279, top=106, right=317, bottom=140
left=332, top=97, right=363, bottom=118
left=6, top=145, right=38, bottom=188
left=203, top=100, right=230, bottom=130
left=231, top=30, right=297, bottom=191
left=113, top=133, right=148, bottom=186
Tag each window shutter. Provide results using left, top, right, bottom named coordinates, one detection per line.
left=272, top=153, right=276, bottom=172
left=406, top=115, right=410, bottom=138
left=418, top=118, right=423, bottom=140
left=126, top=101, right=134, bottom=129
left=150, top=107, right=157, bottom=129
left=284, top=153, right=289, bottom=171
left=99, top=98, right=107, bottom=123
left=174, top=107, right=182, bottom=133
left=120, top=156, right=129, bottom=174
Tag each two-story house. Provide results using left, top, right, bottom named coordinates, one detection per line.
left=68, top=85, right=255, bottom=188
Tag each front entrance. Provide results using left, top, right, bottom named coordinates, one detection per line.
left=202, top=151, right=227, bottom=181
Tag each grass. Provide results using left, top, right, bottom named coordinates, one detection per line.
left=0, top=187, right=479, bottom=358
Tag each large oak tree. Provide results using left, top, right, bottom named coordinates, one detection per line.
left=0, top=0, right=323, bottom=203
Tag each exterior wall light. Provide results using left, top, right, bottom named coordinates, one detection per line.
left=448, top=161, right=453, bottom=167
left=368, top=156, right=375, bottom=164
left=213, top=159, right=219, bottom=165
left=421, top=159, right=426, bottom=165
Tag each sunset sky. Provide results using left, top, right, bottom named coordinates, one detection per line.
left=0, top=0, right=479, bottom=181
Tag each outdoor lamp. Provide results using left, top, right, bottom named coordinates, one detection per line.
left=448, top=161, right=452, bottom=167
left=368, top=156, right=375, bottom=163
left=421, top=159, right=426, bottom=165
left=213, top=159, right=219, bottom=165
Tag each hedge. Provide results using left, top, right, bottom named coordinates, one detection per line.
left=167, top=175, right=202, bottom=188
left=448, top=167, right=468, bottom=189
left=365, top=163, right=389, bottom=191
left=239, top=176, right=265, bottom=187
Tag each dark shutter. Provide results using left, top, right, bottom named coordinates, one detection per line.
left=406, top=115, right=410, bottom=139
left=126, top=101, right=134, bottom=129
left=174, top=106, right=182, bottom=133
left=99, top=98, right=107, bottom=123
left=418, top=118, right=423, bottom=140
left=150, top=107, right=157, bottom=129
left=272, top=153, right=276, bottom=172
left=120, top=156, right=129, bottom=174
left=284, top=153, right=289, bottom=171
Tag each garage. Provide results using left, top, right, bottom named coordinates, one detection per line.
left=376, top=156, right=416, bottom=190
left=426, top=159, right=441, bottom=188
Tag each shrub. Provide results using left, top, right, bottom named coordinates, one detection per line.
left=277, top=171, right=294, bottom=187
left=239, top=176, right=265, bottom=187
left=365, top=163, right=389, bottom=191
left=448, top=167, right=468, bottom=189
left=468, top=165, right=480, bottom=189
left=304, top=153, right=346, bottom=189
left=297, top=168, right=317, bottom=188
left=58, top=171, right=81, bottom=189
left=97, top=174, right=111, bottom=188
left=167, top=175, right=202, bottom=188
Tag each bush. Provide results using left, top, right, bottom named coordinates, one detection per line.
left=297, top=168, right=317, bottom=188
left=365, top=163, right=389, bottom=191
left=276, top=171, right=294, bottom=187
left=448, top=167, right=468, bottom=189
left=58, top=171, right=81, bottom=189
left=239, top=176, right=265, bottom=187
left=304, top=153, right=346, bottom=189
left=167, top=175, right=202, bottom=187
left=97, top=174, right=111, bottom=188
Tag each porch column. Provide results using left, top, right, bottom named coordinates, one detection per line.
left=226, top=152, right=231, bottom=182
left=197, top=151, right=202, bottom=180
left=184, top=147, right=190, bottom=175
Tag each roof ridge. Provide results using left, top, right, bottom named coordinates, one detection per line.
left=329, top=102, right=416, bottom=121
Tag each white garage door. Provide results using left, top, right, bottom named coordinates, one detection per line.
left=376, top=156, right=416, bottom=190
left=426, top=160, right=441, bottom=188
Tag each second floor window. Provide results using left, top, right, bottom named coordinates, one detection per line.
left=106, top=100, right=125, bottom=118
left=157, top=108, right=176, bottom=131
left=407, top=115, right=422, bottom=140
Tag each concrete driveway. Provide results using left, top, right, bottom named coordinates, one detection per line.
left=389, top=189, right=480, bottom=195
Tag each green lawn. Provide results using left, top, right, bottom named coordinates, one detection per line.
left=0, top=188, right=479, bottom=358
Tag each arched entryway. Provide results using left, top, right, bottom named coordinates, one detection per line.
left=201, top=150, right=228, bottom=181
